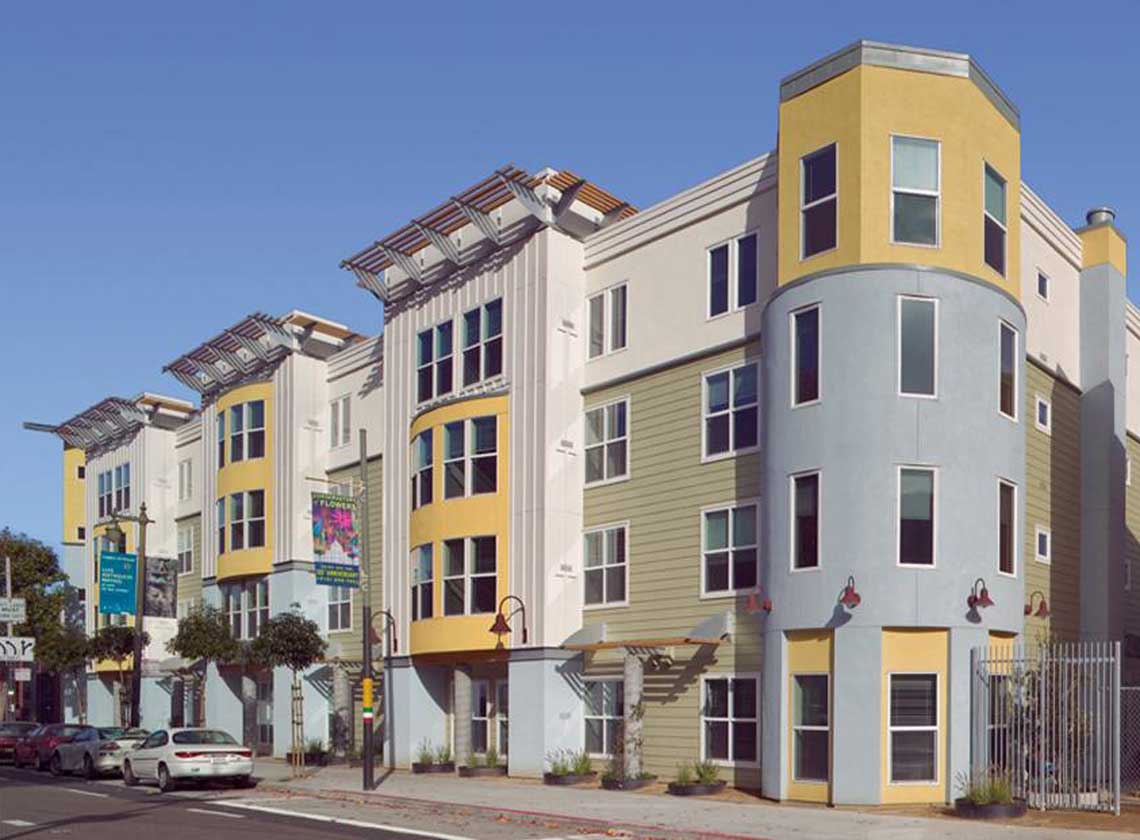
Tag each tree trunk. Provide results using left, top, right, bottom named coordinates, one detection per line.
left=623, top=651, right=644, bottom=779
left=291, top=671, right=304, bottom=776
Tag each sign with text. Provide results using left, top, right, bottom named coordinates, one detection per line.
left=13, top=668, right=30, bottom=682
left=99, top=551, right=137, bottom=615
left=312, top=493, right=361, bottom=588
left=0, top=637, right=34, bottom=662
left=0, top=598, right=26, bottom=624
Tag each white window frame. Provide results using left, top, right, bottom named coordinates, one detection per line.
left=983, top=163, right=1007, bottom=277
left=586, top=282, right=628, bottom=361
left=790, top=303, right=822, bottom=408
left=97, top=470, right=113, bottom=519
left=444, top=416, right=498, bottom=499
left=113, top=463, right=131, bottom=512
left=791, top=672, right=829, bottom=782
left=706, top=231, right=761, bottom=320
left=177, top=459, right=193, bottom=502
left=583, top=677, right=624, bottom=759
left=416, top=320, right=455, bottom=404
left=229, top=489, right=266, bottom=551
left=897, top=465, right=938, bottom=569
left=789, top=470, right=822, bottom=573
left=216, top=413, right=226, bottom=468
left=411, top=544, right=433, bottom=621
left=177, top=525, right=194, bottom=576
left=800, top=142, right=838, bottom=261
left=330, top=395, right=351, bottom=450
left=229, top=400, right=266, bottom=463
left=700, top=673, right=761, bottom=768
left=442, top=536, right=497, bottom=617
left=889, top=135, right=941, bottom=248
left=222, top=578, right=269, bottom=641
left=583, top=522, right=629, bottom=609
left=1037, top=270, right=1050, bottom=302
left=999, top=320, right=1019, bottom=422
left=897, top=296, right=939, bottom=399
left=1035, top=525, right=1051, bottom=565
left=584, top=397, right=630, bottom=487
left=887, top=672, right=940, bottom=786
left=700, top=500, right=760, bottom=598
left=328, top=585, right=353, bottom=632
left=216, top=498, right=226, bottom=555
left=1035, top=394, right=1052, bottom=435
left=997, top=478, right=1018, bottom=578
left=701, top=360, right=761, bottom=463
left=411, top=430, right=433, bottom=510
left=461, top=297, right=504, bottom=387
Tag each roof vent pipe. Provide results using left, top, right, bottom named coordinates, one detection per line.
left=1086, top=207, right=1117, bottom=227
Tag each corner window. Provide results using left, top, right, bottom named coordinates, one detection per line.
left=984, top=164, right=1007, bottom=275
left=998, top=479, right=1017, bottom=576
left=230, top=401, right=265, bottom=462
left=330, top=395, right=351, bottom=449
left=889, top=674, right=938, bottom=783
left=791, top=305, right=820, bottom=406
left=999, top=321, right=1018, bottom=420
left=411, top=545, right=433, bottom=621
left=801, top=144, right=837, bottom=259
left=443, top=536, right=497, bottom=616
left=177, top=526, right=193, bottom=575
left=584, top=524, right=627, bottom=607
left=1035, top=395, right=1051, bottom=435
left=708, top=233, right=760, bottom=318
left=898, top=467, right=935, bottom=567
left=898, top=297, right=937, bottom=398
left=793, top=674, right=829, bottom=781
left=587, top=283, right=627, bottom=359
left=1035, top=526, right=1051, bottom=565
left=703, top=676, right=758, bottom=764
left=444, top=416, right=498, bottom=499
left=891, top=137, right=940, bottom=246
left=703, top=362, right=759, bottom=459
left=417, top=321, right=454, bottom=403
left=791, top=471, right=820, bottom=570
left=411, top=430, right=433, bottom=510
left=1037, top=271, right=1050, bottom=302
left=328, top=585, right=352, bottom=631
left=702, top=503, right=758, bottom=595
left=584, top=399, right=629, bottom=485
left=584, top=680, right=623, bottom=757
left=462, top=298, right=504, bottom=387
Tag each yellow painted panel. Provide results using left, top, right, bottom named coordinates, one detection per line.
left=1079, top=224, right=1127, bottom=275
left=880, top=629, right=948, bottom=804
left=787, top=630, right=832, bottom=803
left=409, top=614, right=502, bottom=655
left=215, top=382, right=274, bottom=581
left=62, top=446, right=86, bottom=544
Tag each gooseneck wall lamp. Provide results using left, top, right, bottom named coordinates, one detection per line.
left=1024, top=590, right=1050, bottom=619
left=967, top=577, right=995, bottom=610
left=489, top=595, right=528, bottom=645
left=839, top=576, right=861, bottom=609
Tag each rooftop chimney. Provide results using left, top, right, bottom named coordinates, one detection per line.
left=1086, top=207, right=1117, bottom=227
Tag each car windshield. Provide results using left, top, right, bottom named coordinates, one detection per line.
left=0, top=723, right=37, bottom=736
left=172, top=730, right=238, bottom=746
left=98, top=727, right=126, bottom=739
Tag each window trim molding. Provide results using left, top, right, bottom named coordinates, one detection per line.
left=983, top=162, right=1008, bottom=277
left=889, top=134, right=942, bottom=249
left=699, top=672, right=761, bottom=768
left=584, top=396, right=632, bottom=488
left=177, top=525, right=195, bottom=577
left=329, top=394, right=352, bottom=451
left=896, top=295, right=939, bottom=400
left=582, top=520, right=630, bottom=610
left=700, top=359, right=762, bottom=464
left=789, top=302, right=822, bottom=409
left=705, top=230, right=762, bottom=321
left=582, top=676, right=624, bottom=759
left=442, top=535, right=498, bottom=617
left=1034, top=393, right=1052, bottom=435
left=1034, top=524, right=1052, bottom=565
left=1036, top=270, right=1050, bottom=303
left=327, top=584, right=354, bottom=633
left=789, top=469, right=822, bottom=573
left=887, top=671, right=940, bottom=787
left=699, top=498, right=761, bottom=599
left=998, top=320, right=1019, bottom=423
left=997, top=478, right=1018, bottom=578
left=800, top=142, right=839, bottom=262
left=896, top=464, right=938, bottom=570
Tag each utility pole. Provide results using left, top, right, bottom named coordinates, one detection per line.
left=358, top=429, right=374, bottom=791
left=3, top=557, right=12, bottom=720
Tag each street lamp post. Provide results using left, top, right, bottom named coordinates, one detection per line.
left=105, top=503, right=153, bottom=729
left=365, top=609, right=396, bottom=790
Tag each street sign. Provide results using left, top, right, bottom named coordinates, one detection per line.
left=0, top=637, right=34, bottom=662
left=12, top=668, right=30, bottom=682
left=99, top=551, right=137, bottom=614
left=0, top=598, right=26, bottom=624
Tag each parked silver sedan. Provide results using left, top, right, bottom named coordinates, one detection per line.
left=50, top=726, right=150, bottom=779
left=123, top=728, right=254, bottom=792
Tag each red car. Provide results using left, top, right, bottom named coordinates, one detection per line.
left=14, top=724, right=86, bottom=771
left=0, top=722, right=39, bottom=763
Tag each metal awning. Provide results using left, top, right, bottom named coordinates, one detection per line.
left=162, top=312, right=295, bottom=396
left=24, top=396, right=149, bottom=450
left=561, top=611, right=734, bottom=652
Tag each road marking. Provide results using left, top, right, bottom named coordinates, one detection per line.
left=62, top=787, right=109, bottom=798
left=2, top=820, right=35, bottom=827
left=218, top=800, right=476, bottom=840
left=186, top=808, right=244, bottom=819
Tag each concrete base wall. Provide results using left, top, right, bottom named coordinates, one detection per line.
left=388, top=660, right=450, bottom=767
left=139, top=676, right=170, bottom=732
left=831, top=626, right=882, bottom=804
left=86, top=674, right=115, bottom=727
left=507, top=649, right=584, bottom=778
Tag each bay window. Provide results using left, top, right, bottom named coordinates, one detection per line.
left=223, top=578, right=269, bottom=640
left=444, top=416, right=498, bottom=498
left=229, top=489, right=266, bottom=550
left=443, top=536, right=497, bottom=616
left=230, top=400, right=265, bottom=462
left=411, top=544, right=433, bottom=621
left=411, top=430, right=433, bottom=509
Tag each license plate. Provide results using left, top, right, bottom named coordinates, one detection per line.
left=211, top=756, right=228, bottom=764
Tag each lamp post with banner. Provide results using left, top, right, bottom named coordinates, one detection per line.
left=104, top=503, right=153, bottom=729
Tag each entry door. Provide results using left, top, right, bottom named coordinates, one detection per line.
left=255, top=674, right=274, bottom=755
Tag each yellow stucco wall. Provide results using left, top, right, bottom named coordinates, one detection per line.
left=62, top=445, right=86, bottom=544
left=786, top=630, right=832, bottom=803
left=778, top=64, right=1021, bottom=298
left=408, top=395, right=509, bottom=656
left=1078, top=224, right=1127, bottom=275
left=879, top=628, right=948, bottom=804
left=215, top=382, right=274, bottom=581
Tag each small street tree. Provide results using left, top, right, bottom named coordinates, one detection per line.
left=166, top=604, right=239, bottom=726
left=90, top=625, right=149, bottom=726
left=251, top=605, right=326, bottom=773
left=36, top=626, right=92, bottom=722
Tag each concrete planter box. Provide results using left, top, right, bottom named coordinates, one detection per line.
left=457, top=765, right=508, bottom=778
left=285, top=751, right=329, bottom=767
left=543, top=771, right=598, bottom=786
left=953, top=798, right=1027, bottom=819
left=601, top=774, right=657, bottom=791
left=411, top=762, right=455, bottom=774
left=666, top=780, right=726, bottom=797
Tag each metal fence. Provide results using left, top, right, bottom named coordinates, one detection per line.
left=971, top=641, right=1120, bottom=813
left=1120, top=687, right=1140, bottom=796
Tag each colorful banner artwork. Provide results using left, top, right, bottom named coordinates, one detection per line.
left=312, top=492, right=361, bottom=588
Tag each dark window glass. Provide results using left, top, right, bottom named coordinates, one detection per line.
left=999, top=481, right=1015, bottom=574
left=709, top=244, right=729, bottom=317
left=1000, top=323, right=1017, bottom=418
left=803, top=145, right=836, bottom=204
left=737, top=234, right=758, bottom=307
left=793, top=307, right=820, bottom=405
left=899, top=468, right=935, bottom=566
left=793, top=473, right=820, bottom=569
left=894, top=193, right=938, bottom=245
left=802, top=145, right=837, bottom=258
left=899, top=298, right=936, bottom=396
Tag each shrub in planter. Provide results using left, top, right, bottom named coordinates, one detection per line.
left=666, top=760, right=726, bottom=796
left=458, top=746, right=508, bottom=777
left=599, top=725, right=656, bottom=790
left=411, top=740, right=455, bottom=774
left=543, top=749, right=597, bottom=785
left=953, top=771, right=1026, bottom=819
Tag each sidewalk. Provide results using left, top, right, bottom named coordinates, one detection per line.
left=256, top=763, right=1140, bottom=839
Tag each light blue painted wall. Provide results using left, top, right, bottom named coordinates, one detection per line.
left=507, top=649, right=583, bottom=778
left=388, top=660, right=449, bottom=767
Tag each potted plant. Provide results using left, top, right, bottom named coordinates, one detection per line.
left=953, top=770, right=1027, bottom=819
left=542, top=749, right=597, bottom=785
left=458, top=746, right=508, bottom=778
left=411, top=740, right=455, bottom=774
left=599, top=725, right=656, bottom=791
left=667, top=760, right=726, bottom=796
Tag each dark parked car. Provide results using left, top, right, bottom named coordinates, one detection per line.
left=14, top=723, right=86, bottom=771
left=0, top=722, right=39, bottom=763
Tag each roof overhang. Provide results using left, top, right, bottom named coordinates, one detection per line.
left=23, top=393, right=191, bottom=453
left=162, top=312, right=296, bottom=397
left=561, top=611, right=734, bottom=652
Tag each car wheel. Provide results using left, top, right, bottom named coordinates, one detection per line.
left=36, top=752, right=48, bottom=772
left=84, top=755, right=97, bottom=781
left=49, top=752, right=63, bottom=777
left=157, top=763, right=176, bottom=793
left=122, top=760, right=138, bottom=786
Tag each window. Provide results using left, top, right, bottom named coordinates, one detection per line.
left=443, top=536, right=497, bottom=616
left=1035, top=526, right=1051, bottom=565
left=891, top=137, right=940, bottom=246
left=793, top=674, right=829, bottom=781
left=791, top=305, right=820, bottom=406
left=223, top=578, right=269, bottom=640
left=417, top=321, right=454, bottom=403
left=998, top=480, right=1017, bottom=575
left=898, top=297, right=937, bottom=398
left=584, top=680, right=623, bottom=757
left=216, top=498, right=225, bottom=555
left=584, top=525, right=627, bottom=607
left=77, top=526, right=86, bottom=541
left=177, top=526, right=193, bottom=575
left=801, top=144, right=837, bottom=258
left=411, top=545, right=433, bottom=621
left=791, top=472, right=820, bottom=570
left=984, top=164, right=1007, bottom=275
left=703, top=362, right=759, bottom=459
left=77, top=465, right=85, bottom=480
left=584, top=399, right=628, bottom=485
left=898, top=467, right=935, bottom=567
left=113, top=464, right=130, bottom=511
left=329, top=395, right=351, bottom=449
left=703, top=503, right=759, bottom=595
left=178, top=459, right=193, bottom=501
left=229, top=490, right=266, bottom=550
left=472, top=681, right=491, bottom=754
left=328, top=585, right=352, bottom=631
left=999, top=322, right=1018, bottom=420
left=587, top=283, right=628, bottom=359
left=708, top=233, right=760, bottom=318
left=97, top=470, right=112, bottom=518
left=230, top=401, right=265, bottom=462
left=444, top=422, right=465, bottom=499
left=1037, top=271, right=1050, bottom=301
left=462, top=298, right=504, bottom=387
left=1035, top=395, right=1051, bottom=435
left=889, top=674, right=938, bottom=783
left=216, top=414, right=225, bottom=468
left=444, top=417, right=498, bottom=498
left=703, top=676, right=758, bottom=764
left=411, top=430, right=433, bottom=510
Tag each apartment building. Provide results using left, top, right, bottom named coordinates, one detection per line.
left=340, top=41, right=1136, bottom=805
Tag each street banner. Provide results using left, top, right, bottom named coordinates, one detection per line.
left=0, top=637, right=34, bottom=662
left=99, top=551, right=136, bottom=614
left=0, top=598, right=26, bottom=624
left=143, top=556, right=178, bottom=669
left=312, top=492, right=361, bottom=588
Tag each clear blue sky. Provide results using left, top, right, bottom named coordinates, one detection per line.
left=3, top=1, right=1139, bottom=553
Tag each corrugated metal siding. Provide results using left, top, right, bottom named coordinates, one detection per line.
left=582, top=341, right=762, bottom=785
left=1024, top=361, right=1081, bottom=640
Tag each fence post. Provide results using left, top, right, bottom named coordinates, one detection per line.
left=1115, top=640, right=1122, bottom=815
